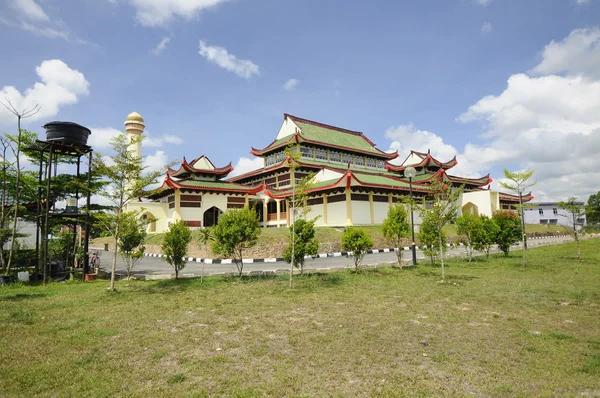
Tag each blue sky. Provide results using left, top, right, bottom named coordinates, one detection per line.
left=1, top=0, right=599, bottom=201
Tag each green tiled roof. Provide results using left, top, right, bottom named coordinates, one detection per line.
left=294, top=121, right=382, bottom=155
left=177, top=180, right=253, bottom=191
left=353, top=174, right=410, bottom=188
left=297, top=158, right=396, bottom=176
left=411, top=173, right=437, bottom=182
left=354, top=173, right=438, bottom=191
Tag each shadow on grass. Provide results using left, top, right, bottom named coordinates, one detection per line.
left=295, top=272, right=345, bottom=287
left=140, top=273, right=283, bottom=294
left=0, top=292, right=48, bottom=302
left=445, top=274, right=479, bottom=281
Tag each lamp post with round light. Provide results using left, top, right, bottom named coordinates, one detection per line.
left=404, top=166, right=418, bottom=266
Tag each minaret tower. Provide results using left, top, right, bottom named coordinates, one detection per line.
left=124, top=111, right=145, bottom=159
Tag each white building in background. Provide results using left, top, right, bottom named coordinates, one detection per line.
left=524, top=202, right=587, bottom=228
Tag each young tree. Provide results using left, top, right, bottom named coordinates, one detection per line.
left=283, top=143, right=316, bottom=287
left=211, top=208, right=261, bottom=277
left=558, top=197, right=586, bottom=261
left=1, top=132, right=42, bottom=274
left=499, top=169, right=535, bottom=266
left=117, top=211, right=148, bottom=279
left=0, top=136, right=14, bottom=272
left=456, top=213, right=482, bottom=262
left=94, top=132, right=164, bottom=291
left=341, top=227, right=373, bottom=271
left=1, top=99, right=40, bottom=275
left=162, top=220, right=192, bottom=279
left=585, top=191, right=600, bottom=226
left=283, top=219, right=319, bottom=274
left=418, top=216, right=446, bottom=265
left=472, top=215, right=500, bottom=258
left=417, top=185, right=463, bottom=280
left=382, top=204, right=410, bottom=267
left=492, top=210, right=522, bottom=258
left=197, top=228, right=213, bottom=283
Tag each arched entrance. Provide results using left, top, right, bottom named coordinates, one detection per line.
left=141, top=212, right=157, bottom=233
left=203, top=206, right=223, bottom=227
left=462, top=202, right=479, bottom=216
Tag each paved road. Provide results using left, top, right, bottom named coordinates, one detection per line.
left=93, top=235, right=574, bottom=279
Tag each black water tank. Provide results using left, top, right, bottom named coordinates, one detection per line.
left=43, top=121, right=91, bottom=147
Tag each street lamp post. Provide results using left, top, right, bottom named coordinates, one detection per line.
left=405, top=166, right=417, bottom=266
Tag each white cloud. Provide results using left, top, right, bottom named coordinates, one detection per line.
left=576, top=0, right=590, bottom=4
left=0, top=59, right=90, bottom=126
left=198, top=40, right=260, bottom=79
left=144, top=133, right=183, bottom=147
left=88, top=128, right=122, bottom=150
left=11, top=0, right=49, bottom=21
left=284, top=78, right=299, bottom=90
left=474, top=0, right=493, bottom=6
left=125, top=0, right=228, bottom=27
left=481, top=22, right=493, bottom=34
left=382, top=27, right=600, bottom=201
left=143, top=150, right=168, bottom=173
left=87, top=129, right=183, bottom=152
left=2, top=2, right=86, bottom=43
left=19, top=21, right=69, bottom=40
left=151, top=36, right=171, bottom=55
left=385, top=123, right=458, bottom=163
left=384, top=124, right=500, bottom=179
left=456, top=27, right=600, bottom=202
left=163, top=134, right=183, bottom=144
left=531, top=28, right=600, bottom=79
left=229, top=157, right=264, bottom=177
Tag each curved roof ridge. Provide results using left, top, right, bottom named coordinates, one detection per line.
left=285, top=113, right=363, bottom=136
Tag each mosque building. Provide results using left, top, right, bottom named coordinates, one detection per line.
left=123, top=112, right=532, bottom=233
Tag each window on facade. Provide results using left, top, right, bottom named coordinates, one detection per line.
left=553, top=208, right=558, bottom=215
left=366, top=157, right=376, bottom=168
left=539, top=209, right=544, bottom=215
left=266, top=154, right=275, bottom=166
left=330, top=151, right=341, bottom=162
left=354, top=156, right=365, bottom=167
left=300, top=146, right=312, bottom=158
left=377, top=160, right=385, bottom=169
left=276, top=152, right=286, bottom=162
left=342, top=153, right=352, bottom=164
left=316, top=148, right=327, bottom=160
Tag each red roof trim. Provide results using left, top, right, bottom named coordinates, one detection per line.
left=387, top=153, right=458, bottom=172
left=168, top=156, right=233, bottom=177
left=499, top=192, right=534, bottom=203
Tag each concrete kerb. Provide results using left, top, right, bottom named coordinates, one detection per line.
left=90, top=234, right=571, bottom=267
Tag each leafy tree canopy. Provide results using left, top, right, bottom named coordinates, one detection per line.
left=211, top=207, right=261, bottom=277
left=342, top=227, right=373, bottom=271
left=162, top=220, right=192, bottom=279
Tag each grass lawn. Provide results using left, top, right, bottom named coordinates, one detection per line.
left=1, top=240, right=599, bottom=397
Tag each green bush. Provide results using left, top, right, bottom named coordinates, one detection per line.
left=283, top=219, right=319, bottom=274
left=211, top=208, right=261, bottom=277
left=492, top=210, right=521, bottom=257
left=419, top=217, right=446, bottom=265
left=342, top=227, right=373, bottom=271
